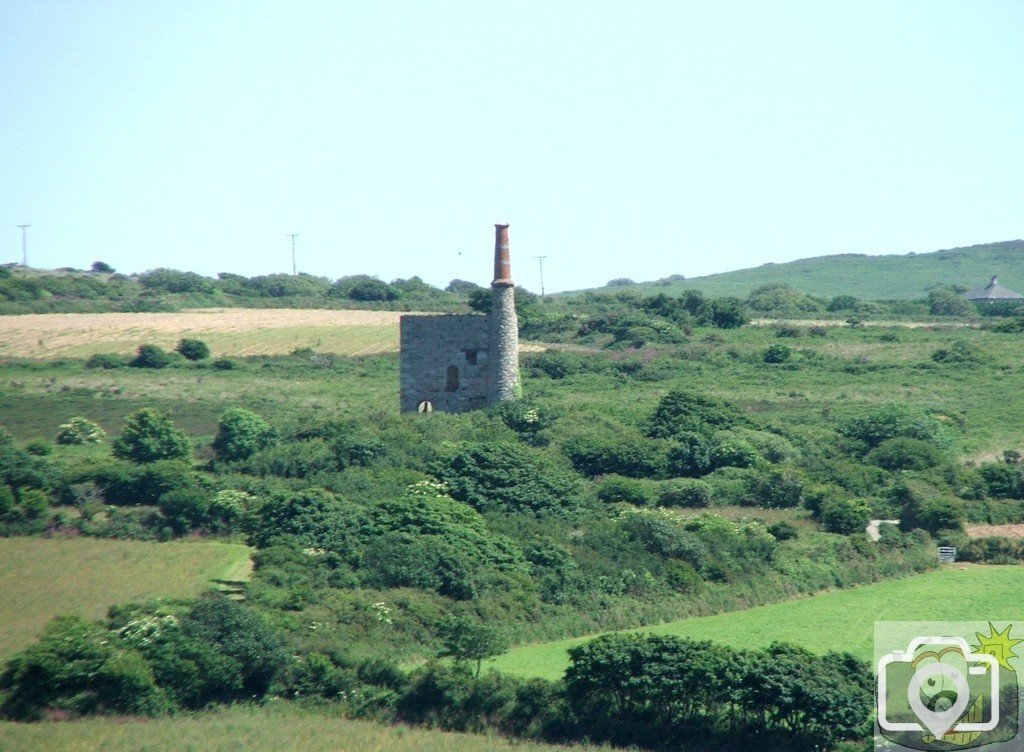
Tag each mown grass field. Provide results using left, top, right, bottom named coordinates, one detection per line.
left=488, top=565, right=1024, bottom=680
left=0, top=706, right=616, bottom=752
left=0, top=308, right=402, bottom=358
left=0, top=537, right=251, bottom=659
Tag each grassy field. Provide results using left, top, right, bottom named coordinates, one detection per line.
left=0, top=536, right=252, bottom=659
left=0, top=707, right=615, bottom=752
left=488, top=565, right=1024, bottom=680
left=0, top=308, right=402, bottom=358
left=4, top=316, right=1024, bottom=459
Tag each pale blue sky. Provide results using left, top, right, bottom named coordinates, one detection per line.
left=2, top=1, right=1022, bottom=293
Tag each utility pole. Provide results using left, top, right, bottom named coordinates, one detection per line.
left=287, top=233, right=299, bottom=275
left=17, top=224, right=30, bottom=267
left=535, top=255, right=548, bottom=298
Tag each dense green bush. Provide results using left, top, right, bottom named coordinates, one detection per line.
left=56, top=416, right=107, bottom=445
left=746, top=283, right=824, bottom=316
left=665, top=432, right=715, bottom=477
left=85, top=352, right=128, bottom=369
left=562, top=431, right=667, bottom=479
left=361, top=483, right=529, bottom=599
left=958, top=537, right=1024, bottom=564
left=330, top=275, right=399, bottom=302
left=0, top=615, right=168, bottom=720
left=978, top=463, right=1024, bottom=498
left=595, top=475, right=656, bottom=506
left=112, top=409, right=191, bottom=463
left=95, top=459, right=196, bottom=506
left=249, top=487, right=365, bottom=553
left=820, top=497, right=871, bottom=535
left=129, top=344, right=173, bottom=369
left=175, top=338, right=210, bottom=361
left=242, top=439, right=337, bottom=478
left=212, top=408, right=278, bottom=462
left=837, top=404, right=954, bottom=452
left=435, top=442, right=585, bottom=516
left=647, top=390, right=749, bottom=439
left=742, top=467, right=804, bottom=508
left=931, top=340, right=983, bottom=364
left=158, top=487, right=212, bottom=533
left=657, top=478, right=712, bottom=507
left=493, top=400, right=555, bottom=446
left=565, top=634, right=870, bottom=749
left=139, top=269, right=216, bottom=295
left=865, top=437, right=944, bottom=471
left=710, top=437, right=759, bottom=470
left=767, top=520, right=798, bottom=540
left=762, top=343, right=792, bottom=363
left=901, top=496, right=966, bottom=536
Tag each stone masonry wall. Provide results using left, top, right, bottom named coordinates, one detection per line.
left=399, top=314, right=490, bottom=413
left=486, top=284, right=520, bottom=404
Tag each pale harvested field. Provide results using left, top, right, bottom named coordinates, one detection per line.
left=967, top=524, right=1024, bottom=539
left=0, top=308, right=404, bottom=358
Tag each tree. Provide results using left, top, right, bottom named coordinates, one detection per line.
left=112, top=408, right=191, bottom=463
left=211, top=408, right=277, bottom=462
left=91, top=261, right=115, bottom=273
left=438, top=616, right=509, bottom=677
left=175, top=338, right=210, bottom=361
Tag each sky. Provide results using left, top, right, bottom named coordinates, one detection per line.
left=2, top=1, right=1023, bottom=294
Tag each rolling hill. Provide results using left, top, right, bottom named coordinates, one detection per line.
left=571, top=239, right=1024, bottom=300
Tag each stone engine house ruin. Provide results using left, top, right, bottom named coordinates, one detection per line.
left=399, top=224, right=520, bottom=413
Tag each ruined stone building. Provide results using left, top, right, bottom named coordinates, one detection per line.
left=399, top=224, right=520, bottom=413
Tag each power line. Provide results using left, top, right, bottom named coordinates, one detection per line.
left=287, top=233, right=299, bottom=275
left=17, top=224, right=30, bottom=267
left=534, top=255, right=548, bottom=298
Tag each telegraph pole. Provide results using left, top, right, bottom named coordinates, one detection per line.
left=535, top=255, right=548, bottom=298
left=17, top=224, right=30, bottom=267
left=287, top=233, right=299, bottom=275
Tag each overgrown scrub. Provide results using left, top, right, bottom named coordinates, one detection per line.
left=564, top=634, right=871, bottom=750
left=0, top=595, right=283, bottom=720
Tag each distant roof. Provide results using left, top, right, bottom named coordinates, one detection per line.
left=963, top=276, right=1024, bottom=301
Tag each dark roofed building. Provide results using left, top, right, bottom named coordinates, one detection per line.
left=963, top=276, right=1024, bottom=301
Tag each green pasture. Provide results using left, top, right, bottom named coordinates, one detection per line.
left=0, top=706, right=616, bottom=752
left=488, top=565, right=1024, bottom=680
left=0, top=536, right=252, bottom=659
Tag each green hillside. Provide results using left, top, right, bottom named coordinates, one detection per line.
left=574, top=239, right=1024, bottom=299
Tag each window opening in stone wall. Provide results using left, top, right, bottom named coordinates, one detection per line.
left=446, top=365, right=460, bottom=392
left=464, top=349, right=478, bottom=365
left=417, top=400, right=434, bottom=413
